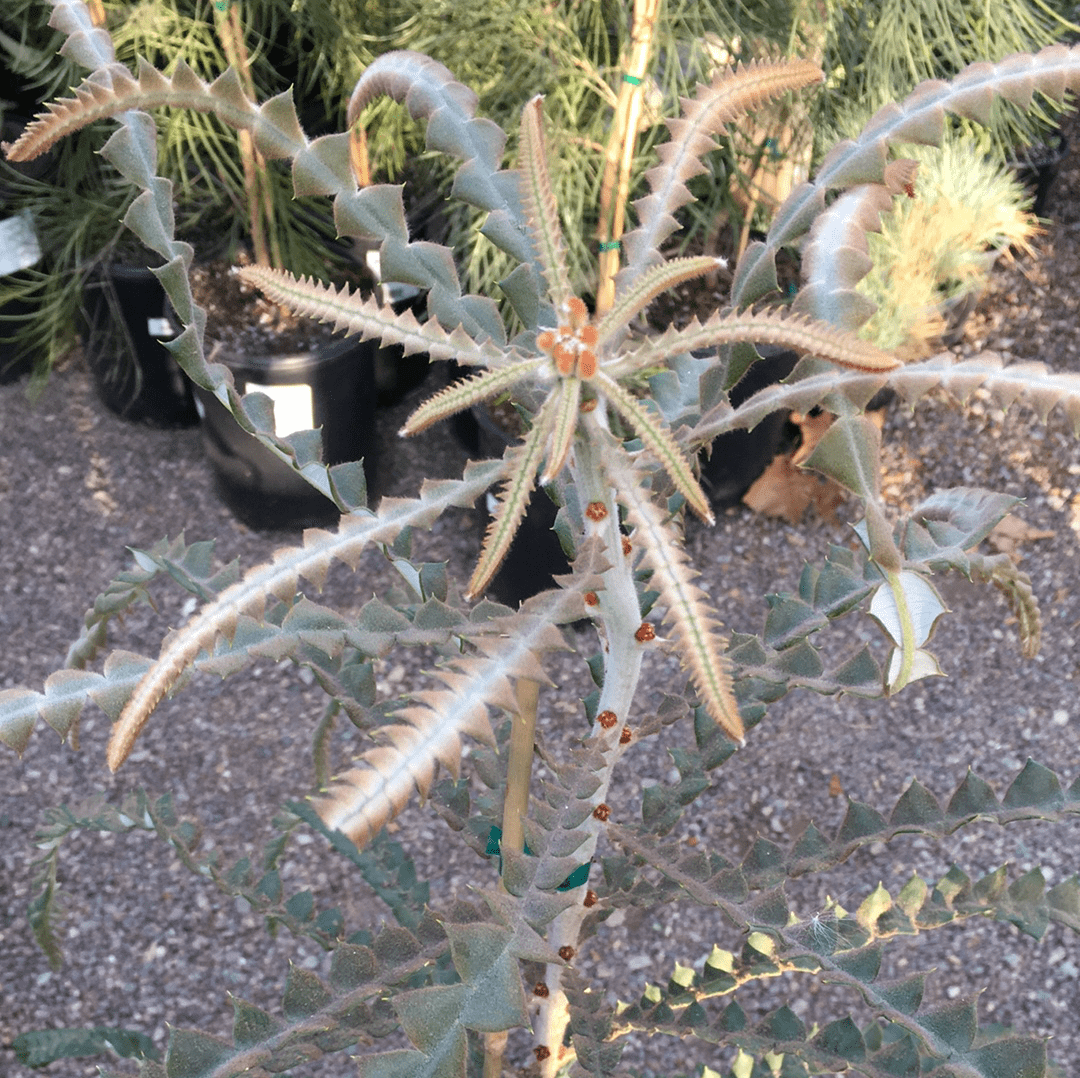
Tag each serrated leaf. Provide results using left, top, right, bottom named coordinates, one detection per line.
left=814, top=1016, right=865, bottom=1061
left=164, top=1029, right=235, bottom=1078
left=965, top=1036, right=1046, bottom=1078
left=230, top=999, right=278, bottom=1049
left=891, top=780, right=944, bottom=828
left=599, top=373, right=713, bottom=523
left=834, top=945, right=882, bottom=982
left=856, top=883, right=892, bottom=932
left=518, top=96, right=570, bottom=307
left=948, top=771, right=1000, bottom=817
left=919, top=996, right=977, bottom=1053
left=837, top=800, right=887, bottom=843
left=1002, top=759, right=1064, bottom=810
left=802, top=414, right=881, bottom=501
left=885, top=645, right=944, bottom=689
left=870, top=573, right=948, bottom=649
left=877, top=972, right=926, bottom=1016
left=13, top=1027, right=159, bottom=1067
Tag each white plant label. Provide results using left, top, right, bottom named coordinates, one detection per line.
left=0, top=212, right=42, bottom=276
left=244, top=381, right=314, bottom=437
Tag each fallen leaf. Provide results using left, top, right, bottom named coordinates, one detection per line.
left=743, top=410, right=846, bottom=523
left=987, top=514, right=1055, bottom=562
left=828, top=774, right=844, bottom=798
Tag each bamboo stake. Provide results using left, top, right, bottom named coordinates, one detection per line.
left=595, top=0, right=660, bottom=315
left=349, top=125, right=372, bottom=188
left=482, top=676, right=540, bottom=1078
left=213, top=0, right=278, bottom=267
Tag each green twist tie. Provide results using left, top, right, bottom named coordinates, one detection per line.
left=213, top=0, right=229, bottom=10
left=623, top=74, right=642, bottom=85
left=598, top=240, right=621, bottom=252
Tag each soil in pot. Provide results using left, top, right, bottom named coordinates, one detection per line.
left=190, top=258, right=378, bottom=529
left=1009, top=131, right=1070, bottom=218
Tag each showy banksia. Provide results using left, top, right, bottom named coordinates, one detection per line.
left=8, top=19, right=1080, bottom=1078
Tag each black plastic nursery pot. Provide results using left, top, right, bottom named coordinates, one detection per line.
left=373, top=285, right=430, bottom=405
left=80, top=265, right=200, bottom=427
left=1009, top=131, right=1069, bottom=218
left=700, top=345, right=800, bottom=510
left=194, top=334, right=378, bottom=531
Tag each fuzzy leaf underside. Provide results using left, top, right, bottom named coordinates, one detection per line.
left=5, top=58, right=298, bottom=163
left=400, top=360, right=547, bottom=436
left=347, top=50, right=533, bottom=270
left=618, top=58, right=825, bottom=292
left=541, top=376, right=582, bottom=484
left=731, top=43, right=1080, bottom=311
left=692, top=352, right=1080, bottom=449
left=518, top=95, right=572, bottom=309
left=314, top=584, right=584, bottom=846
left=237, top=266, right=513, bottom=369
left=466, top=402, right=554, bottom=601
left=604, top=451, right=742, bottom=742
left=795, top=183, right=896, bottom=331
left=595, top=256, right=723, bottom=348
left=595, top=372, right=712, bottom=522
left=617, top=307, right=897, bottom=379
left=105, top=461, right=504, bottom=770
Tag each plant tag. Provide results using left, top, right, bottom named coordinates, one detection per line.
left=0, top=212, right=42, bottom=275
left=243, top=381, right=313, bottom=437
left=146, top=318, right=175, bottom=338
left=363, top=245, right=421, bottom=307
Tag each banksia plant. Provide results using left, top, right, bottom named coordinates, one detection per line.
left=4, top=2, right=1080, bottom=1075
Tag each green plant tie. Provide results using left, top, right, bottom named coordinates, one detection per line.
left=212, top=0, right=230, bottom=10
left=485, top=825, right=589, bottom=890
left=623, top=74, right=642, bottom=85
left=598, top=240, right=621, bottom=252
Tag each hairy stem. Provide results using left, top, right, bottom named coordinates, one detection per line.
left=534, top=425, right=648, bottom=1075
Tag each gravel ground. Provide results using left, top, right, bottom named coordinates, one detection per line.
left=2, top=125, right=1080, bottom=1076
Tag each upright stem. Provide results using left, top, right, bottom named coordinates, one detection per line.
left=532, top=429, right=648, bottom=1076
left=595, top=0, right=659, bottom=315
left=483, top=677, right=540, bottom=1078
